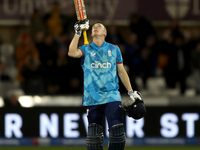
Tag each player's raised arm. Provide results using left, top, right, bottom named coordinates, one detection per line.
left=68, top=19, right=89, bottom=58
left=68, top=34, right=82, bottom=58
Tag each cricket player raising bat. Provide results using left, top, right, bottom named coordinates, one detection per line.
left=68, top=19, right=146, bottom=150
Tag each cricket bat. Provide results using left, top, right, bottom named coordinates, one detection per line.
left=74, top=0, right=89, bottom=45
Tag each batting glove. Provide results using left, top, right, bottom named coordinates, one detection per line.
left=128, top=90, right=143, bottom=103
left=74, top=19, right=89, bottom=37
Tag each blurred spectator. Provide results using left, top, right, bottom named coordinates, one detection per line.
left=39, top=34, right=58, bottom=67
left=20, top=56, right=45, bottom=95
left=0, top=43, right=15, bottom=67
left=129, top=13, right=155, bottom=47
left=15, top=33, right=39, bottom=82
left=42, top=36, right=59, bottom=95
left=57, top=32, right=70, bottom=47
left=33, top=31, right=45, bottom=57
left=0, top=61, right=12, bottom=82
left=145, top=36, right=159, bottom=74
left=190, top=42, right=200, bottom=70
left=68, top=77, right=83, bottom=94
left=188, top=42, right=200, bottom=94
left=0, top=61, right=21, bottom=98
left=139, top=36, right=158, bottom=89
left=45, top=81, right=60, bottom=95
left=163, top=34, right=190, bottom=95
left=123, top=33, right=141, bottom=91
left=4, top=93, right=21, bottom=108
left=56, top=45, right=68, bottom=67
left=157, top=31, right=170, bottom=72
left=64, top=6, right=77, bottom=36
left=117, top=44, right=130, bottom=93
left=106, top=24, right=124, bottom=44
left=29, top=9, right=45, bottom=39
left=168, top=20, right=183, bottom=41
left=0, top=43, right=16, bottom=80
left=55, top=45, right=70, bottom=94
left=67, top=56, right=83, bottom=94
left=184, top=30, right=200, bottom=59
left=124, top=33, right=141, bottom=76
left=43, top=1, right=67, bottom=37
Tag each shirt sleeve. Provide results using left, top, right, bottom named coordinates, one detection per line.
left=116, top=46, right=123, bottom=64
left=79, top=45, right=86, bottom=57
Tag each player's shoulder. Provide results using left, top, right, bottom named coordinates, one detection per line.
left=79, top=44, right=85, bottom=49
left=105, top=41, right=118, bottom=46
left=105, top=42, right=119, bottom=48
left=79, top=43, right=92, bottom=50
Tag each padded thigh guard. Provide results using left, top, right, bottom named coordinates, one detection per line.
left=108, top=124, right=126, bottom=150
left=87, top=123, right=104, bottom=150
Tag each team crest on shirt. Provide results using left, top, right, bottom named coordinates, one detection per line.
left=108, top=49, right=112, bottom=56
left=90, top=52, right=96, bottom=57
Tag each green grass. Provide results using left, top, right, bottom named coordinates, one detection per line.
left=0, top=146, right=200, bottom=150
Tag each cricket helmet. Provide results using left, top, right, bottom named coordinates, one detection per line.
left=122, top=98, right=146, bottom=120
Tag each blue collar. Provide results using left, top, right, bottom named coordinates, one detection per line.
left=91, top=41, right=107, bottom=49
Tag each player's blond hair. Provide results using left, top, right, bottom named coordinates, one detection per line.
left=92, top=22, right=106, bottom=27
left=92, top=23, right=107, bottom=35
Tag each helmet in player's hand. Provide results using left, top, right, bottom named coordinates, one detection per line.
left=122, top=92, right=146, bottom=120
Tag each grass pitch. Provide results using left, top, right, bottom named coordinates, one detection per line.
left=1, top=146, right=200, bottom=150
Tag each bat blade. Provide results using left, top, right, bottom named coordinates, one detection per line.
left=74, top=0, right=87, bottom=20
left=74, top=0, right=89, bottom=45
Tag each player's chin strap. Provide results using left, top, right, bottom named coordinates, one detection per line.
left=108, top=123, right=126, bottom=150
left=87, top=123, right=104, bottom=150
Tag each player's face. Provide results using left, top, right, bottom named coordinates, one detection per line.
left=91, top=23, right=107, bottom=37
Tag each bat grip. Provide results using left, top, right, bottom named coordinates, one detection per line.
left=83, top=30, right=89, bottom=45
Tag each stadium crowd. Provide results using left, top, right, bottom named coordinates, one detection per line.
left=1, top=1, right=200, bottom=106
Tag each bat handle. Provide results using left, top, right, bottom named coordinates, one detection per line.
left=83, top=30, right=89, bottom=45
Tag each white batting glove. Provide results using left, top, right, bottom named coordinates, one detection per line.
left=74, top=19, right=89, bottom=37
left=128, top=90, right=143, bottom=103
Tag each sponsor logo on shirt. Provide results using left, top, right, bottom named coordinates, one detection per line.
left=91, top=61, right=111, bottom=68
